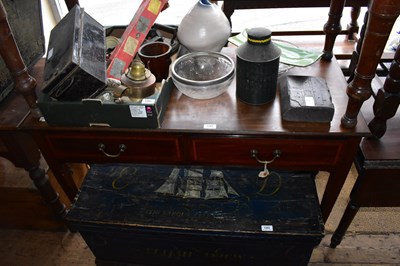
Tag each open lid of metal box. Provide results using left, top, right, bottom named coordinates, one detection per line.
left=41, top=5, right=106, bottom=101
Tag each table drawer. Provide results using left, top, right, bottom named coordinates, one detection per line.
left=43, top=132, right=183, bottom=163
left=190, top=136, right=344, bottom=169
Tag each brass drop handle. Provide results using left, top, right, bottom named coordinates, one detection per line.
left=250, top=149, right=282, bottom=165
left=98, top=143, right=126, bottom=158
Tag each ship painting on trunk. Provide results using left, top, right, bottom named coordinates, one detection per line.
left=67, top=164, right=324, bottom=266
left=155, top=167, right=239, bottom=200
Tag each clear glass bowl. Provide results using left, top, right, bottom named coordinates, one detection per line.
left=171, top=51, right=235, bottom=99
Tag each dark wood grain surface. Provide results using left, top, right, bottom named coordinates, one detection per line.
left=23, top=55, right=370, bottom=137
left=162, top=55, right=369, bottom=135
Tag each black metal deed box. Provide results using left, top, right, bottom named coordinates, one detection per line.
left=41, top=5, right=106, bottom=101
left=66, top=164, right=324, bottom=266
left=37, top=5, right=174, bottom=129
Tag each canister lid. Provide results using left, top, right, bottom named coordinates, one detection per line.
left=247, top=28, right=272, bottom=44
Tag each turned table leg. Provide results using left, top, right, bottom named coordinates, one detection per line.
left=28, top=164, right=67, bottom=217
left=341, top=0, right=400, bottom=128
left=330, top=200, right=359, bottom=248
left=1, top=132, right=66, bottom=217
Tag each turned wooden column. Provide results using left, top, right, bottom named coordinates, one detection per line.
left=347, top=6, right=361, bottom=40
left=341, top=0, right=400, bottom=128
left=0, top=2, right=40, bottom=117
left=347, top=10, right=369, bottom=83
left=368, top=44, right=400, bottom=138
left=322, top=0, right=346, bottom=61
left=1, top=132, right=67, bottom=218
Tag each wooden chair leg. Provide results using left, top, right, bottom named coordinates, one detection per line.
left=368, top=44, right=400, bottom=138
left=341, top=0, right=400, bottom=128
left=347, top=10, right=368, bottom=83
left=347, top=6, right=361, bottom=41
left=330, top=200, right=360, bottom=248
left=322, top=0, right=346, bottom=61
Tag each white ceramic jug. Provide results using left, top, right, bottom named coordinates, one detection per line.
left=177, top=0, right=231, bottom=53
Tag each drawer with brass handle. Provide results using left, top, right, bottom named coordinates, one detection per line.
left=189, top=135, right=344, bottom=169
left=42, top=132, right=184, bottom=164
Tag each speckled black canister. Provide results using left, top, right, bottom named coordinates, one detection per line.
left=236, top=27, right=281, bottom=105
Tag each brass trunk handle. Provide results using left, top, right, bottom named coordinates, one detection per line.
left=250, top=149, right=282, bottom=164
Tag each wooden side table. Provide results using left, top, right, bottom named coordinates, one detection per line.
left=17, top=0, right=398, bottom=228
left=21, top=53, right=370, bottom=223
